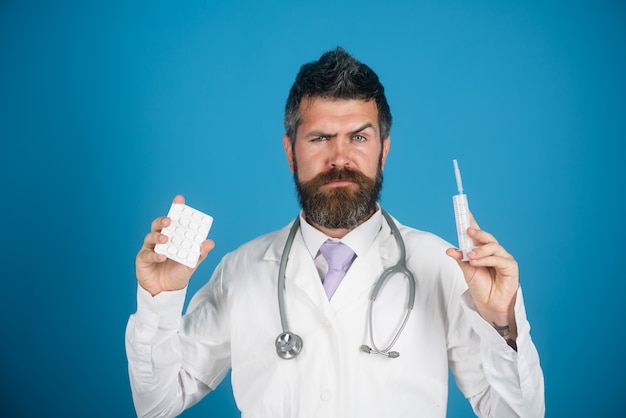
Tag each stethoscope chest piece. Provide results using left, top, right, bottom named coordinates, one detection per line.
left=275, top=331, right=303, bottom=360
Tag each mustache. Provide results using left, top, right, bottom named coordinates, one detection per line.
left=310, top=167, right=371, bottom=186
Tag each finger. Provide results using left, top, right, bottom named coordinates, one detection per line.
left=446, top=247, right=464, bottom=262
left=136, top=243, right=167, bottom=266
left=468, top=253, right=517, bottom=273
left=468, top=242, right=512, bottom=261
left=469, top=211, right=480, bottom=230
left=150, top=216, right=171, bottom=233
left=197, top=239, right=216, bottom=264
left=446, top=247, right=476, bottom=277
left=142, top=230, right=168, bottom=249
left=149, top=196, right=184, bottom=232
left=467, top=226, right=499, bottom=247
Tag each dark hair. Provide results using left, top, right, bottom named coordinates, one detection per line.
left=284, top=47, right=392, bottom=143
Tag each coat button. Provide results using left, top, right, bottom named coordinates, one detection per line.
left=320, top=389, right=332, bottom=402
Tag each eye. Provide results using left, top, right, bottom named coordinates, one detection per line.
left=311, top=136, right=328, bottom=142
left=353, top=134, right=367, bottom=143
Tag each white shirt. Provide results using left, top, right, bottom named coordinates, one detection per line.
left=126, top=210, right=544, bottom=417
left=299, top=209, right=381, bottom=279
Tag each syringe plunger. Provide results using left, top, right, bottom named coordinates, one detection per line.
left=452, top=159, right=473, bottom=260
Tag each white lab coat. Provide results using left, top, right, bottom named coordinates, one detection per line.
left=175, top=214, right=530, bottom=418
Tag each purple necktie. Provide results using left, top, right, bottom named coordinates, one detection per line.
left=319, top=240, right=355, bottom=300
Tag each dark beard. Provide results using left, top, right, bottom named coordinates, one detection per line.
left=294, top=164, right=383, bottom=230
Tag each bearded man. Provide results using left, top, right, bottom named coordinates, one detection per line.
left=126, top=47, right=545, bottom=418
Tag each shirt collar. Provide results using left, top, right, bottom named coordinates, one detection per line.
left=299, top=207, right=383, bottom=259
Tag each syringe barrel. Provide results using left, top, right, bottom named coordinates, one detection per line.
left=453, top=194, right=474, bottom=261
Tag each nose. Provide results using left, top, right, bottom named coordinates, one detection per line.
left=329, top=139, right=350, bottom=169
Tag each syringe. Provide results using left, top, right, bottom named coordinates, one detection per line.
left=452, top=159, right=474, bottom=261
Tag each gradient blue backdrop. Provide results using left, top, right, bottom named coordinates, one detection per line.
left=1, top=0, right=624, bottom=416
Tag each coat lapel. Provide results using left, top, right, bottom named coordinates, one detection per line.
left=263, top=220, right=336, bottom=322
left=329, top=217, right=399, bottom=312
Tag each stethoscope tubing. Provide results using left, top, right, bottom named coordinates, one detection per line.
left=275, top=210, right=416, bottom=360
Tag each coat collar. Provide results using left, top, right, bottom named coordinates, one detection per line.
left=262, top=212, right=400, bottom=265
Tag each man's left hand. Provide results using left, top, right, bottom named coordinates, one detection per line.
left=446, top=214, right=520, bottom=341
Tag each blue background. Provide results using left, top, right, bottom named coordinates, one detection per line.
left=1, top=0, right=624, bottom=416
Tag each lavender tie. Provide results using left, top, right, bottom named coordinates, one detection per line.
left=319, top=240, right=355, bottom=300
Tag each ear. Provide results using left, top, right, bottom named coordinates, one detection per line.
left=283, top=134, right=295, bottom=173
left=380, top=136, right=391, bottom=170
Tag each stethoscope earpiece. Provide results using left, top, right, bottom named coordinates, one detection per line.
left=275, top=331, right=303, bottom=360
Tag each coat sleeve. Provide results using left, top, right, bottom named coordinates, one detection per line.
left=464, top=287, right=545, bottom=417
left=125, top=285, right=212, bottom=417
left=178, top=259, right=233, bottom=389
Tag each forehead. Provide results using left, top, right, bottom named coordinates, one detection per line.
left=297, top=97, right=380, bottom=132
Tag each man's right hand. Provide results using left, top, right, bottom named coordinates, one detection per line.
left=135, top=195, right=215, bottom=296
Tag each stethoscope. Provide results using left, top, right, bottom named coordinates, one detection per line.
left=275, top=209, right=416, bottom=360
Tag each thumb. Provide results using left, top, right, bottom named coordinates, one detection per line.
left=196, top=239, right=216, bottom=265
left=445, top=247, right=473, bottom=276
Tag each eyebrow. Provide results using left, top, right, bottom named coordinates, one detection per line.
left=306, top=123, right=376, bottom=138
left=349, top=123, right=375, bottom=136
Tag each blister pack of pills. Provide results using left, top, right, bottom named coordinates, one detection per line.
left=154, top=203, right=213, bottom=268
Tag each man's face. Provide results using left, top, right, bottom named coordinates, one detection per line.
left=283, top=98, right=391, bottom=231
